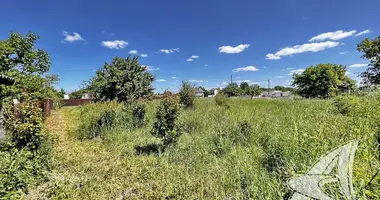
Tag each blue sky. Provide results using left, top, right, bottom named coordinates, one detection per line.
left=1, top=0, right=379, bottom=93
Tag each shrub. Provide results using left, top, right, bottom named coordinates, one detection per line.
left=0, top=96, right=53, bottom=198
left=131, top=102, right=147, bottom=128
left=215, top=92, right=230, bottom=109
left=333, top=95, right=359, bottom=115
left=76, top=102, right=131, bottom=139
left=151, top=95, right=182, bottom=147
left=179, top=81, right=195, bottom=109
left=234, top=120, right=252, bottom=145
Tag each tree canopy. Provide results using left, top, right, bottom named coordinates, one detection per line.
left=87, top=56, right=155, bottom=103
left=0, top=32, right=59, bottom=100
left=357, top=36, right=380, bottom=85
left=292, top=63, right=355, bottom=98
left=222, top=83, right=241, bottom=97
left=247, top=84, right=261, bottom=97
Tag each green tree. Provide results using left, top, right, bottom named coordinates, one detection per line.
left=223, top=83, right=241, bottom=97
left=357, top=36, right=380, bottom=85
left=70, top=88, right=88, bottom=99
left=87, top=56, right=154, bottom=103
left=274, top=85, right=285, bottom=91
left=292, top=64, right=355, bottom=98
left=247, top=84, right=261, bottom=97
left=179, top=81, right=196, bottom=108
left=0, top=32, right=58, bottom=100
left=239, top=82, right=249, bottom=94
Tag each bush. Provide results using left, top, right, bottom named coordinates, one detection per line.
left=131, top=102, right=147, bottom=128
left=151, top=95, right=182, bottom=147
left=333, top=95, right=359, bottom=115
left=0, top=96, right=53, bottom=198
left=76, top=102, right=131, bottom=139
left=179, top=81, right=195, bottom=109
left=215, top=92, right=230, bottom=109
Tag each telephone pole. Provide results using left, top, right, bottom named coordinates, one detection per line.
left=230, top=75, right=233, bottom=84
left=267, top=79, right=270, bottom=90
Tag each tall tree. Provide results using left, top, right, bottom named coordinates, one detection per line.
left=274, top=85, right=285, bottom=91
left=357, top=36, right=380, bottom=85
left=0, top=32, right=58, bottom=100
left=87, top=56, right=154, bottom=103
left=239, top=82, right=249, bottom=94
left=292, top=64, right=355, bottom=98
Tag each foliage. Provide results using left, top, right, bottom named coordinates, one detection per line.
left=87, top=56, right=154, bottom=103
left=239, top=82, right=250, bottom=94
left=131, top=102, right=147, bottom=128
left=274, top=85, right=285, bottom=91
left=69, top=88, right=88, bottom=99
left=292, top=63, right=355, bottom=98
left=0, top=32, right=59, bottom=101
left=76, top=102, right=130, bottom=139
left=199, top=86, right=211, bottom=97
left=223, top=82, right=241, bottom=97
left=179, top=81, right=195, bottom=108
left=151, top=95, right=182, bottom=147
left=357, top=36, right=380, bottom=85
left=215, top=92, right=230, bottom=109
left=333, top=95, right=360, bottom=115
left=247, top=84, right=261, bottom=97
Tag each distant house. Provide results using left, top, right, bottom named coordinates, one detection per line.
left=195, top=87, right=205, bottom=97
left=208, top=88, right=220, bottom=97
left=63, top=94, right=70, bottom=99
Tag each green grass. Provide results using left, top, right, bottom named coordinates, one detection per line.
left=39, top=97, right=380, bottom=199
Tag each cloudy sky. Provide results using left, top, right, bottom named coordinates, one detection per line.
left=1, top=0, right=378, bottom=92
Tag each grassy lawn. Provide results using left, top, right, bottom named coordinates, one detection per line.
left=37, top=98, right=379, bottom=199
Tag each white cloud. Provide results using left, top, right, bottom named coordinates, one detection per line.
left=355, top=29, right=371, bottom=37
left=62, top=31, right=85, bottom=43
left=189, top=80, right=205, bottom=83
left=345, top=71, right=351, bottom=76
left=348, top=64, right=368, bottom=68
left=144, top=65, right=160, bottom=71
left=286, top=68, right=294, bottom=70
left=266, top=41, right=340, bottom=60
left=101, top=40, right=128, bottom=49
left=129, top=50, right=138, bottom=54
left=140, top=54, right=148, bottom=57
left=339, top=51, right=349, bottom=55
left=219, top=44, right=250, bottom=54
left=160, top=48, right=179, bottom=54
left=309, top=30, right=357, bottom=42
left=172, top=77, right=177, bottom=79
left=156, top=79, right=166, bottom=82
left=222, top=81, right=229, bottom=85
left=187, top=58, right=194, bottom=62
left=232, top=66, right=259, bottom=72
left=274, top=76, right=284, bottom=79
left=191, top=55, right=199, bottom=59
left=266, top=54, right=281, bottom=60
left=288, top=69, right=305, bottom=75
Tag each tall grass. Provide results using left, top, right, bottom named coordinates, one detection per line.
left=48, top=96, right=380, bottom=199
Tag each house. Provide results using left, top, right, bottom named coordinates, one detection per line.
left=81, top=93, right=95, bottom=99
left=194, top=87, right=205, bottom=97
left=262, top=90, right=293, bottom=98
left=208, top=88, right=220, bottom=97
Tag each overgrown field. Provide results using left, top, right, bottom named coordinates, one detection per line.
left=43, top=96, right=380, bottom=199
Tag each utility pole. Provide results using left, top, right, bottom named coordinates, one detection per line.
left=230, top=75, right=233, bottom=84
left=267, top=79, right=270, bottom=90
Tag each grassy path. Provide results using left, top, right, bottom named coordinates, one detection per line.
left=29, top=108, right=129, bottom=199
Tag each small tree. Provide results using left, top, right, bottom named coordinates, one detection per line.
left=292, top=64, right=355, bottom=98
left=274, top=85, right=285, bottom=91
left=247, top=84, right=261, bottom=98
left=151, top=95, right=182, bottom=147
left=87, top=56, right=154, bottom=103
left=223, top=83, right=241, bottom=97
left=179, top=81, right=195, bottom=108
left=357, top=36, right=380, bottom=86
